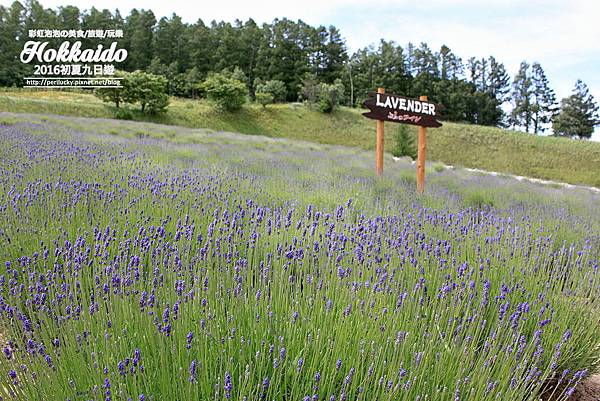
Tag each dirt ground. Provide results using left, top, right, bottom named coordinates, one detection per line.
left=568, top=374, right=600, bottom=401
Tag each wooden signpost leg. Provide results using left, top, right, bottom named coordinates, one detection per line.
left=416, top=95, right=427, bottom=193
left=376, top=87, right=385, bottom=176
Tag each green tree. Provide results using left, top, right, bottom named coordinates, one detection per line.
left=530, top=62, right=557, bottom=134
left=184, top=67, right=203, bottom=98
left=255, top=92, right=274, bottom=108
left=392, top=125, right=416, bottom=159
left=0, top=1, right=27, bottom=87
left=154, top=14, right=190, bottom=72
left=552, top=80, right=599, bottom=139
left=298, top=73, right=320, bottom=104
left=123, top=71, right=169, bottom=114
left=201, top=72, right=247, bottom=111
left=254, top=79, right=287, bottom=102
left=94, top=71, right=127, bottom=108
left=510, top=61, right=533, bottom=132
left=123, top=9, right=156, bottom=71
left=315, top=78, right=344, bottom=113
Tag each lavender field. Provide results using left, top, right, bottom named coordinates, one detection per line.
left=0, top=112, right=599, bottom=401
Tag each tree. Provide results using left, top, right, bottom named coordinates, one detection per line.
left=184, top=67, right=203, bottom=98
left=530, top=62, right=557, bottom=134
left=510, top=61, right=533, bottom=132
left=552, top=80, right=599, bottom=139
left=299, top=73, right=320, bottom=104
left=154, top=14, right=190, bottom=71
left=315, top=79, right=344, bottom=113
left=255, top=92, right=274, bottom=108
left=254, top=79, right=287, bottom=102
left=392, top=125, right=416, bottom=159
left=0, top=1, right=27, bottom=87
left=201, top=72, right=247, bottom=111
left=123, top=9, right=156, bottom=71
left=123, top=71, right=169, bottom=114
left=94, top=71, right=127, bottom=108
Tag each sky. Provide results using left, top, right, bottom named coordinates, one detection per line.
left=5, top=0, right=600, bottom=140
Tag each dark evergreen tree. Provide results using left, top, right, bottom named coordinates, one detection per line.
left=320, top=26, right=347, bottom=84
left=553, top=80, right=599, bottom=139
left=530, top=62, right=557, bottom=134
left=123, top=9, right=156, bottom=71
left=154, top=14, right=190, bottom=72
left=188, top=19, right=214, bottom=79
left=0, top=1, right=27, bottom=86
left=510, top=61, right=533, bottom=132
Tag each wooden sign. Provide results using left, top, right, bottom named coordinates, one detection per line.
left=362, top=88, right=442, bottom=193
left=362, top=92, right=442, bottom=128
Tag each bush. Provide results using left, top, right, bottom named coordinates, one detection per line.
left=124, top=71, right=170, bottom=114
left=392, top=125, right=417, bottom=159
left=299, top=73, right=320, bottom=103
left=95, top=71, right=169, bottom=114
left=303, top=78, right=345, bottom=113
left=201, top=72, right=247, bottom=112
left=464, top=189, right=496, bottom=209
left=94, top=71, right=126, bottom=108
left=255, top=79, right=287, bottom=102
left=255, top=92, right=274, bottom=108
left=114, top=108, right=134, bottom=120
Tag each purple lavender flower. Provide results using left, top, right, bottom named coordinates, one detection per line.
left=186, top=332, right=193, bottom=349
left=224, top=371, right=232, bottom=399
left=280, top=347, right=286, bottom=360
left=3, top=345, right=11, bottom=360
left=189, top=360, right=197, bottom=382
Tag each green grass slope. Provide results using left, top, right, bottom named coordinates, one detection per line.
left=1, top=88, right=599, bottom=187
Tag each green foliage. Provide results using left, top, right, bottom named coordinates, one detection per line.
left=254, top=79, right=287, bottom=102
left=464, top=189, right=496, bottom=209
left=553, top=80, right=599, bottom=139
left=123, top=70, right=170, bottom=114
left=94, top=71, right=169, bottom=114
left=201, top=72, right=247, bottom=112
left=391, top=125, right=417, bottom=159
left=94, top=71, right=126, bottom=108
left=510, top=61, right=533, bottom=132
left=255, top=92, right=274, bottom=108
left=0, top=2, right=564, bottom=131
left=114, top=108, right=134, bottom=120
left=309, top=79, right=345, bottom=113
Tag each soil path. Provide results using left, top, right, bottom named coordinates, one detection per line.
left=568, top=374, right=600, bottom=401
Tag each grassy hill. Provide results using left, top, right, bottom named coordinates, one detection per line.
left=1, top=88, right=600, bottom=187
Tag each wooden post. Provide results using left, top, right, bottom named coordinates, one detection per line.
left=376, top=87, right=385, bottom=176
left=416, top=95, right=427, bottom=193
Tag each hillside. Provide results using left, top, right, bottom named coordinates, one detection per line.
left=1, top=89, right=599, bottom=187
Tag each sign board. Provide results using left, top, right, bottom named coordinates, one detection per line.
left=362, top=92, right=443, bottom=128
left=362, top=88, right=443, bottom=193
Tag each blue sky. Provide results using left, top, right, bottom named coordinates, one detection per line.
left=6, top=0, right=600, bottom=140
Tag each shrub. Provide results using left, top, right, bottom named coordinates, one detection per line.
left=95, top=71, right=169, bottom=114
left=201, top=72, right=247, bottom=112
left=391, top=125, right=417, bottom=159
left=255, top=79, right=287, bottom=102
left=255, top=92, right=274, bottom=108
left=123, top=71, right=170, bottom=114
left=464, top=189, right=496, bottom=209
left=114, top=108, right=133, bottom=120
left=306, top=79, right=345, bottom=113
left=94, top=71, right=126, bottom=108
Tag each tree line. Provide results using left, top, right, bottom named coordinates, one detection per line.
left=0, top=1, right=598, bottom=137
